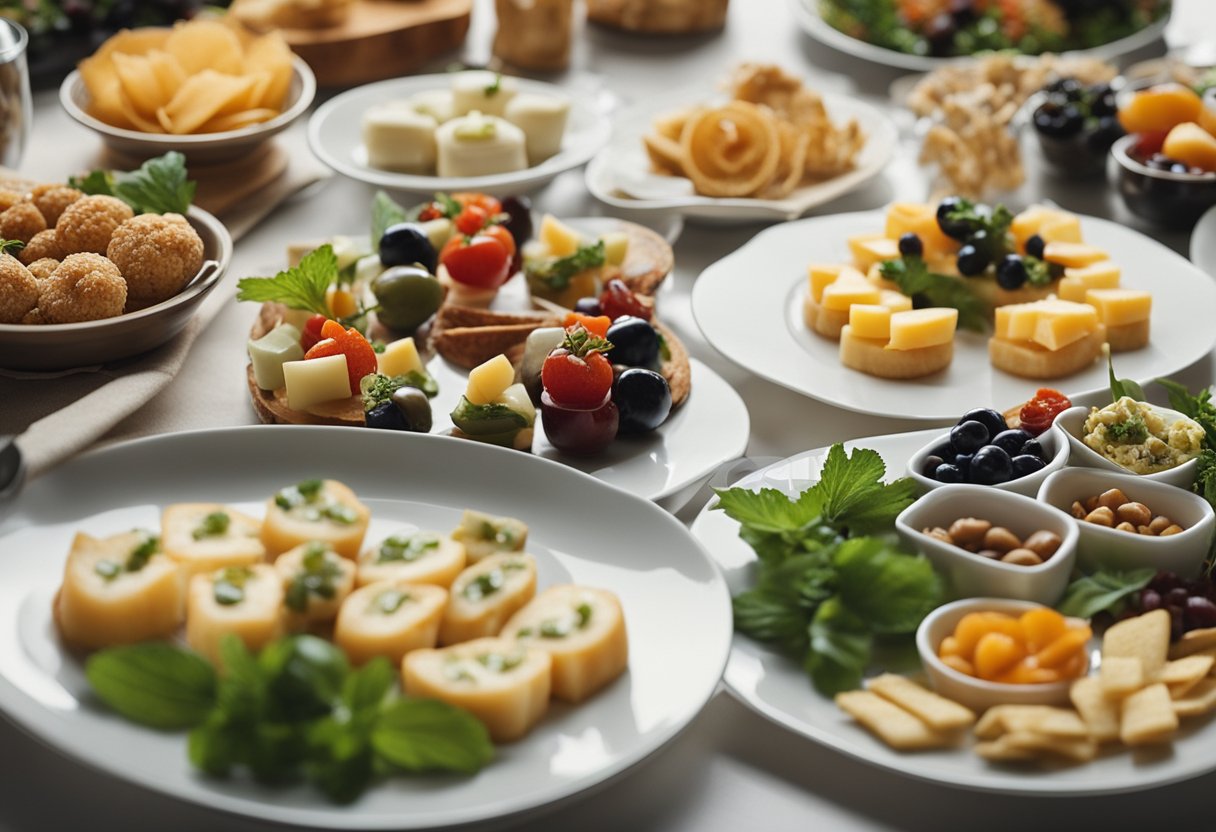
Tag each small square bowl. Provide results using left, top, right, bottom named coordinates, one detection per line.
left=1037, top=467, right=1215, bottom=577
left=916, top=597, right=1086, bottom=712
left=895, top=485, right=1077, bottom=605
left=906, top=425, right=1069, bottom=497
left=1053, top=405, right=1200, bottom=489
left=1110, top=133, right=1216, bottom=230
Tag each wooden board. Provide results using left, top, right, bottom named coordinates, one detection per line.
left=273, top=0, right=472, bottom=88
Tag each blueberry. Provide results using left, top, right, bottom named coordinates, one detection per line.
left=606, top=316, right=661, bottom=368
left=1019, top=438, right=1045, bottom=459
left=613, top=368, right=672, bottom=435
left=379, top=222, right=438, bottom=273
left=950, top=420, right=989, bottom=454
left=956, top=243, right=990, bottom=276
left=958, top=407, right=1007, bottom=437
left=921, top=454, right=945, bottom=478
left=934, top=463, right=963, bottom=484
left=936, top=196, right=976, bottom=240
left=1011, top=454, right=1047, bottom=479
left=1090, top=84, right=1118, bottom=117
left=991, top=428, right=1032, bottom=456
left=1024, top=234, right=1046, bottom=259
left=932, top=442, right=956, bottom=462
left=899, top=233, right=923, bottom=258
left=970, top=445, right=1013, bottom=485
left=996, top=254, right=1028, bottom=290
left=954, top=453, right=974, bottom=477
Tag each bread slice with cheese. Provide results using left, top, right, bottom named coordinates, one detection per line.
left=356, top=532, right=466, bottom=588
left=440, top=552, right=537, bottom=645
left=161, top=503, right=266, bottom=578
left=335, top=581, right=448, bottom=666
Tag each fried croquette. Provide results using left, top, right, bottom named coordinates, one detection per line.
left=0, top=202, right=47, bottom=244
left=40, top=253, right=127, bottom=324
left=0, top=252, right=39, bottom=324
left=55, top=195, right=133, bottom=255
left=26, top=257, right=59, bottom=281
left=30, top=185, right=83, bottom=227
left=18, top=229, right=61, bottom=265
left=106, top=213, right=203, bottom=304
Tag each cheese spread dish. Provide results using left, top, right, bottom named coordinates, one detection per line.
left=1083, top=397, right=1204, bottom=474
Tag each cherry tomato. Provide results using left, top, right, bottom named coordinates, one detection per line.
left=452, top=193, right=503, bottom=216
left=599, top=279, right=651, bottom=321
left=1019, top=388, right=1072, bottom=436
left=455, top=205, right=490, bottom=236
left=304, top=319, right=378, bottom=395
left=417, top=202, right=446, bottom=222
left=483, top=224, right=516, bottom=261
left=542, top=349, right=614, bottom=409
left=562, top=312, right=611, bottom=338
left=300, top=314, right=328, bottom=352
left=440, top=234, right=511, bottom=289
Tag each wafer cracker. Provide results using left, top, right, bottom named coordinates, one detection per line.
left=1001, top=707, right=1090, bottom=739
left=975, top=705, right=1054, bottom=740
left=1002, top=730, right=1099, bottom=763
left=1070, top=677, right=1120, bottom=743
left=1171, top=678, right=1216, bottom=718
left=1168, top=627, right=1216, bottom=660
left=1103, top=609, right=1169, bottom=680
left=1162, top=655, right=1214, bottom=698
left=1120, top=683, right=1179, bottom=745
left=835, top=690, right=949, bottom=751
left=975, top=736, right=1038, bottom=762
left=1100, top=656, right=1144, bottom=697
left=867, top=674, right=976, bottom=732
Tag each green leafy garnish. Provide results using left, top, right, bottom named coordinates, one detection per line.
left=86, top=643, right=218, bottom=730
left=483, top=73, right=503, bottom=97
left=371, top=190, right=408, bottom=245
left=1107, top=415, right=1149, bottom=444
left=1022, top=254, right=1055, bottom=288
left=71, top=151, right=196, bottom=215
left=0, top=238, right=24, bottom=255
left=276, top=478, right=325, bottom=510
left=562, top=324, right=613, bottom=358
left=1157, top=378, right=1216, bottom=568
left=526, top=240, right=606, bottom=291
left=214, top=566, right=254, bottom=606
left=377, top=533, right=440, bottom=564
left=192, top=511, right=231, bottom=541
left=1057, top=569, right=1155, bottom=619
left=285, top=543, right=344, bottom=613
left=1109, top=351, right=1146, bottom=403
left=236, top=245, right=339, bottom=317
left=879, top=256, right=989, bottom=332
left=371, top=589, right=410, bottom=615
left=372, top=697, right=493, bottom=774
left=942, top=198, right=1014, bottom=246
left=360, top=370, right=439, bottom=413
left=126, top=532, right=160, bottom=572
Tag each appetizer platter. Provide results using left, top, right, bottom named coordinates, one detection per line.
left=308, top=74, right=611, bottom=195
left=791, top=0, right=1171, bottom=73
left=692, top=200, right=1216, bottom=420
left=585, top=64, right=898, bottom=222
left=0, top=426, right=732, bottom=827
left=237, top=191, right=749, bottom=500
left=692, top=373, right=1216, bottom=794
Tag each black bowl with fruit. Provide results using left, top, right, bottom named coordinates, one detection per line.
left=1031, top=78, right=1125, bottom=179
left=1111, top=133, right=1216, bottom=229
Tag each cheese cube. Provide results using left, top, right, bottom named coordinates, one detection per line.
left=886, top=308, right=958, bottom=351
left=261, top=478, right=371, bottom=560
left=186, top=564, right=284, bottom=666
left=820, top=272, right=880, bottom=311
left=335, top=581, right=448, bottom=666
left=1039, top=214, right=1083, bottom=244
left=161, top=503, right=266, bottom=578
left=848, top=304, right=892, bottom=340
left=1058, top=261, right=1121, bottom=302
left=504, top=585, right=629, bottom=703
left=402, top=637, right=551, bottom=742
left=1043, top=242, right=1109, bottom=269
left=362, top=105, right=438, bottom=173
left=848, top=234, right=900, bottom=272
left=451, top=509, right=529, bottom=563
left=601, top=232, right=629, bottom=266
left=378, top=337, right=423, bottom=378
left=504, top=92, right=570, bottom=164
left=357, top=531, right=467, bottom=588
left=994, top=302, right=1049, bottom=341
left=1032, top=301, right=1100, bottom=350
left=884, top=203, right=956, bottom=260
left=539, top=213, right=582, bottom=258
left=248, top=324, right=303, bottom=391
left=1011, top=206, right=1077, bottom=249
left=283, top=354, right=350, bottom=411
left=1086, top=289, right=1152, bottom=327
left=441, top=552, right=537, bottom=645
left=55, top=531, right=186, bottom=650
left=435, top=113, right=528, bottom=178
left=466, top=354, right=516, bottom=405
left=807, top=263, right=847, bottom=303
left=879, top=289, right=913, bottom=313
left=450, top=70, right=518, bottom=118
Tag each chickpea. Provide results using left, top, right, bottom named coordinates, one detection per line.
left=976, top=549, right=1001, bottom=560
left=1023, top=530, right=1062, bottom=558
left=1084, top=496, right=1101, bottom=513
left=1138, top=525, right=1154, bottom=535
left=1149, top=516, right=1173, bottom=534
left=983, top=526, right=1022, bottom=553
left=924, top=526, right=953, bottom=544
left=1070, top=501, right=1087, bottom=520
left=1116, top=502, right=1152, bottom=527
left=1161, top=524, right=1184, bottom=537
left=1098, top=489, right=1129, bottom=511
left=948, top=517, right=992, bottom=547
left=1115, top=521, right=1137, bottom=533
left=1002, top=548, right=1043, bottom=566
left=1085, top=506, right=1115, bottom=527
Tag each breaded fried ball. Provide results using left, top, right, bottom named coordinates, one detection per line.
left=26, top=257, right=59, bottom=281
left=40, top=253, right=127, bottom=324
left=0, top=202, right=47, bottom=244
left=0, top=189, right=23, bottom=212
left=106, top=213, right=204, bottom=304
left=55, top=195, right=133, bottom=255
left=0, top=252, right=39, bottom=324
left=30, top=185, right=83, bottom=227
left=20, top=307, right=45, bottom=325
left=18, top=229, right=60, bottom=265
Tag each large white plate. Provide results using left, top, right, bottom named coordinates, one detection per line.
left=691, top=429, right=1216, bottom=795
left=0, top=427, right=732, bottom=828
left=1192, top=205, right=1216, bottom=278
left=790, top=0, right=1171, bottom=73
left=584, top=88, right=897, bottom=223
left=308, top=75, right=612, bottom=196
left=691, top=209, right=1216, bottom=421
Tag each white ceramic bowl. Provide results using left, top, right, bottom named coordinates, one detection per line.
left=1054, top=404, right=1200, bottom=489
left=60, top=57, right=316, bottom=165
left=1038, top=467, right=1216, bottom=577
left=895, top=485, right=1077, bottom=605
left=906, top=424, right=1068, bottom=497
left=916, top=597, right=1086, bottom=712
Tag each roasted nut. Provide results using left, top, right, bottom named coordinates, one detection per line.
left=983, top=526, right=1022, bottom=553
left=1002, top=548, right=1043, bottom=566
left=1084, top=496, right=1101, bottom=513
left=1138, top=525, right=1154, bottom=535
left=1116, top=521, right=1137, bottom=533
left=924, top=526, right=953, bottom=544
left=949, top=517, right=992, bottom=546
left=1161, top=524, right=1184, bottom=537
left=1116, top=502, right=1152, bottom=527
left=1149, top=516, right=1172, bottom=534
left=1023, top=530, right=1062, bottom=558
left=1070, top=501, right=1087, bottom=519
left=1098, top=489, right=1129, bottom=510
left=976, top=549, right=1002, bottom=560
left=1084, top=506, right=1115, bottom=527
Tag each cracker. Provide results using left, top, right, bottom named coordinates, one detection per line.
left=1162, top=655, right=1214, bottom=698
left=1002, top=707, right=1090, bottom=739
left=974, top=736, right=1038, bottom=762
left=1069, top=677, right=1121, bottom=743
left=1100, top=656, right=1144, bottom=697
left=1172, top=678, right=1216, bottom=718
left=835, top=690, right=949, bottom=751
left=1120, top=683, right=1179, bottom=746
left=1103, top=609, right=1169, bottom=680
left=974, top=705, right=1053, bottom=740
left=1168, top=627, right=1216, bottom=660
left=1002, top=730, right=1099, bottom=763
left=867, top=674, right=976, bottom=732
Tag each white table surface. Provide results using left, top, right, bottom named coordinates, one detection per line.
left=5, top=1, right=1216, bottom=829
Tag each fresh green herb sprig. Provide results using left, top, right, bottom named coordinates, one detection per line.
left=286, top=544, right=344, bottom=613
left=85, top=635, right=492, bottom=803
left=879, top=255, right=989, bottom=332
left=528, top=241, right=606, bottom=291
left=715, top=444, right=939, bottom=695
left=943, top=198, right=1014, bottom=247
left=0, top=238, right=24, bottom=256
left=371, top=190, right=409, bottom=244
left=1057, top=568, right=1156, bottom=619
left=193, top=511, right=231, bottom=541
left=1157, top=377, right=1216, bottom=569
left=237, top=246, right=339, bottom=318
left=360, top=371, right=440, bottom=413
left=1109, top=350, right=1146, bottom=403
left=70, top=151, right=196, bottom=215
left=1107, top=415, right=1149, bottom=444
left=562, top=325, right=613, bottom=358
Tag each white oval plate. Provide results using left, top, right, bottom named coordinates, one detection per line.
left=1192, top=205, right=1216, bottom=278
left=0, top=426, right=732, bottom=828
left=584, top=88, right=897, bottom=223
left=791, top=0, right=1171, bottom=73
left=692, top=428, right=1216, bottom=795
left=308, top=75, right=612, bottom=196
left=691, top=209, right=1216, bottom=421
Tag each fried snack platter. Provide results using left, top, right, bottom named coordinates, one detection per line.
left=0, top=427, right=731, bottom=827
left=691, top=209, right=1216, bottom=420
left=691, top=425, right=1216, bottom=795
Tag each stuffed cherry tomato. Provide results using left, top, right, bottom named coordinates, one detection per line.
left=440, top=233, right=512, bottom=289
left=541, top=326, right=614, bottom=410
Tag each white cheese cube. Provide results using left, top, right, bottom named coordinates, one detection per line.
left=357, top=531, right=467, bottom=588
left=450, top=70, right=518, bottom=118
left=601, top=232, right=629, bottom=267
left=283, top=354, right=351, bottom=411
left=335, top=581, right=448, bottom=665
left=441, top=552, right=537, bottom=645
left=363, top=104, right=439, bottom=173
left=161, top=503, right=266, bottom=578
left=504, top=92, right=570, bottom=164
left=186, top=564, right=284, bottom=665
left=248, top=323, right=303, bottom=391
left=435, top=112, right=527, bottom=178
left=378, top=337, right=423, bottom=377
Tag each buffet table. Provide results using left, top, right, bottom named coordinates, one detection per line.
left=4, top=1, right=1216, bottom=829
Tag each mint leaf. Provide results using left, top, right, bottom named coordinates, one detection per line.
left=806, top=597, right=872, bottom=696
left=733, top=551, right=835, bottom=654
left=86, top=643, right=217, bottom=730
left=832, top=538, right=942, bottom=634
left=714, top=486, right=823, bottom=534
left=237, top=244, right=338, bottom=316
left=816, top=445, right=918, bottom=534
left=68, top=168, right=117, bottom=197
left=112, top=151, right=196, bottom=214
left=372, top=698, right=494, bottom=774
left=1107, top=351, right=1145, bottom=403
left=879, top=256, right=989, bottom=332
left=343, top=658, right=395, bottom=714
left=1057, top=568, right=1155, bottom=619
left=371, top=190, right=408, bottom=244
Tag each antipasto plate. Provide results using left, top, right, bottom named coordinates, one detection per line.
left=0, top=426, right=732, bottom=828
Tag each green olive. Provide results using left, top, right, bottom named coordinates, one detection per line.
left=372, top=265, right=443, bottom=333
left=391, top=386, right=433, bottom=433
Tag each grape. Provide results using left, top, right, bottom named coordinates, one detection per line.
left=1166, top=588, right=1190, bottom=608
left=1186, top=597, right=1216, bottom=630
left=1139, top=588, right=1162, bottom=612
